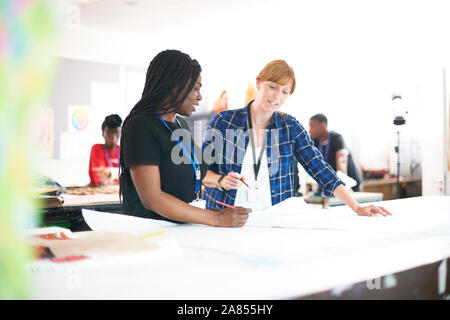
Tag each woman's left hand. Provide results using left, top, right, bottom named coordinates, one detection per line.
left=355, top=205, right=392, bottom=217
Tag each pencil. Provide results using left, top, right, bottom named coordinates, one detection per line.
left=141, top=231, right=165, bottom=239
left=215, top=200, right=237, bottom=209
left=240, top=177, right=250, bottom=188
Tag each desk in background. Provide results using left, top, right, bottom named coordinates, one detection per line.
left=37, top=186, right=122, bottom=231
left=362, top=176, right=422, bottom=200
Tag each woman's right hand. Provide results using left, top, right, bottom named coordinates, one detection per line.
left=219, top=172, right=243, bottom=190
left=213, top=207, right=251, bottom=227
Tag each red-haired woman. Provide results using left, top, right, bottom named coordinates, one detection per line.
left=202, top=60, right=391, bottom=217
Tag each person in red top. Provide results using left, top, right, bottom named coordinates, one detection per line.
left=89, top=114, right=122, bottom=186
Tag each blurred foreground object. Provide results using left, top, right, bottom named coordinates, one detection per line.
left=0, top=0, right=59, bottom=299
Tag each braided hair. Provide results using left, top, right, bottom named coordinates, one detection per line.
left=119, top=50, right=202, bottom=203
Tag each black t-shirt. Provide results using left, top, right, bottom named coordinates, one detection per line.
left=313, top=131, right=345, bottom=171
left=313, top=131, right=362, bottom=191
left=120, top=113, right=208, bottom=222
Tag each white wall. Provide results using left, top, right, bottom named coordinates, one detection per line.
left=447, top=70, right=450, bottom=195
left=47, top=0, right=450, bottom=190
left=419, top=68, right=448, bottom=195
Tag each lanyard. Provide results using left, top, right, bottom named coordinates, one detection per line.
left=247, top=105, right=267, bottom=184
left=318, top=141, right=330, bottom=162
left=103, top=145, right=119, bottom=167
left=157, top=115, right=201, bottom=200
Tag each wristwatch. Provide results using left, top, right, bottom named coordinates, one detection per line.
left=216, top=175, right=225, bottom=191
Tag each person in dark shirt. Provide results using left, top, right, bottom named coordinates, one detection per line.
left=309, top=113, right=362, bottom=191
left=119, top=50, right=250, bottom=226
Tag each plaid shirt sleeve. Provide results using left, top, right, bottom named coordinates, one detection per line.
left=290, top=117, right=344, bottom=197
left=202, top=112, right=221, bottom=174
left=201, top=111, right=238, bottom=209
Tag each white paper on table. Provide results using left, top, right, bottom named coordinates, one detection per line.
left=264, top=196, right=313, bottom=214
left=246, top=195, right=450, bottom=235
left=82, top=209, right=178, bottom=237
left=246, top=203, right=406, bottom=232
left=245, top=197, right=322, bottom=228
left=245, top=195, right=397, bottom=231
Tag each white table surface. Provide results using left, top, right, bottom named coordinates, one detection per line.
left=28, top=196, right=450, bottom=299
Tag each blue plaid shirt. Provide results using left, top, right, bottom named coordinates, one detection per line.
left=202, top=101, right=344, bottom=209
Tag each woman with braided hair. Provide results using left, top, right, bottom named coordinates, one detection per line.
left=119, top=50, right=251, bottom=226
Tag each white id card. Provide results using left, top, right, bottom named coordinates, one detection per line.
left=189, top=199, right=206, bottom=209
left=247, top=188, right=265, bottom=202
left=109, top=167, right=120, bottom=180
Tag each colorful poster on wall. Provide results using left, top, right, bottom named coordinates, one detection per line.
left=61, top=106, right=94, bottom=162
left=68, top=105, right=91, bottom=133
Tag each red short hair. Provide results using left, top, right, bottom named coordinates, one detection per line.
left=256, top=60, right=296, bottom=94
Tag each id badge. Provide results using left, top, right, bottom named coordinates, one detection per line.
left=189, top=199, right=206, bottom=209
left=109, top=167, right=119, bottom=180
left=247, top=188, right=264, bottom=203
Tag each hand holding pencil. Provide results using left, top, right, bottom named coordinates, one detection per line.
left=218, top=172, right=250, bottom=190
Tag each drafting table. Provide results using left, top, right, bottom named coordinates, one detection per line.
left=28, top=196, right=450, bottom=299
left=38, top=192, right=383, bottom=230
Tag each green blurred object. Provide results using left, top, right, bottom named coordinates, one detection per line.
left=0, top=0, right=59, bottom=299
left=43, top=221, right=72, bottom=229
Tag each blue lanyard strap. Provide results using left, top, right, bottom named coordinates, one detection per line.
left=318, top=141, right=330, bottom=162
left=157, top=115, right=201, bottom=198
left=103, top=145, right=119, bottom=167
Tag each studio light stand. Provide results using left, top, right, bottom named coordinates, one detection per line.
left=392, top=93, right=407, bottom=199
